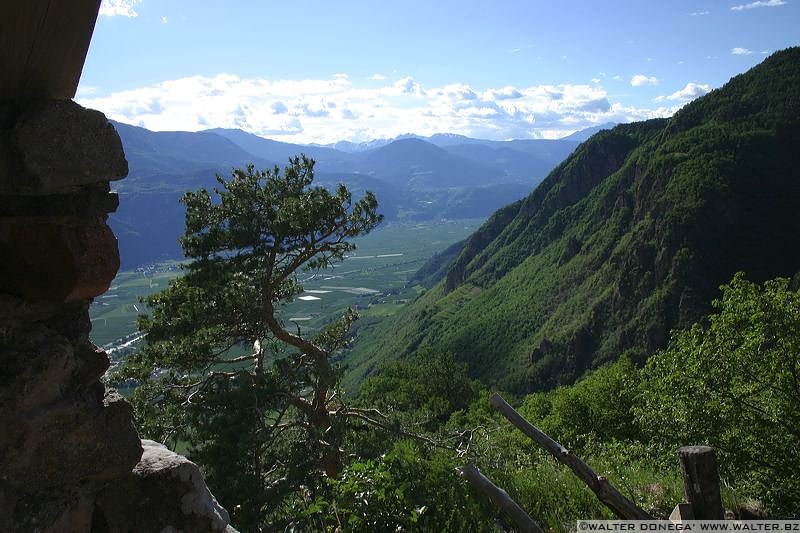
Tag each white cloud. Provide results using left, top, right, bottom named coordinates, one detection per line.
left=731, top=47, right=754, bottom=55
left=484, top=87, right=523, bottom=100
left=690, top=10, right=711, bottom=15
left=78, top=73, right=681, bottom=144
left=655, top=82, right=712, bottom=102
left=731, top=0, right=785, bottom=9
left=631, top=74, right=659, bottom=87
left=370, top=74, right=387, bottom=80
left=161, top=16, right=168, bottom=24
left=380, top=76, right=424, bottom=97
left=99, top=0, right=141, bottom=17
left=438, top=83, right=479, bottom=101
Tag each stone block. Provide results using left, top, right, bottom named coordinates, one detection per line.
left=71, top=342, right=110, bottom=389
left=41, top=303, right=93, bottom=345
left=1, top=390, right=142, bottom=494
left=0, top=99, right=127, bottom=194
left=0, top=487, right=94, bottom=533
left=0, top=323, right=77, bottom=412
left=1, top=319, right=139, bottom=493
left=95, top=440, right=236, bottom=532
left=0, top=293, right=78, bottom=323
left=0, top=218, right=120, bottom=303
left=0, top=187, right=119, bottom=217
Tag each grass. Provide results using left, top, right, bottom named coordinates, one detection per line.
left=500, top=453, right=684, bottom=529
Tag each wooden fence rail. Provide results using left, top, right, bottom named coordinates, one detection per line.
left=489, top=393, right=654, bottom=520
left=458, top=464, right=544, bottom=533
left=459, top=393, right=726, bottom=527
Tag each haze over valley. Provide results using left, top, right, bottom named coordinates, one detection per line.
left=108, top=121, right=588, bottom=268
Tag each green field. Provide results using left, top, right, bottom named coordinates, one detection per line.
left=90, top=260, right=183, bottom=347
left=89, top=218, right=483, bottom=358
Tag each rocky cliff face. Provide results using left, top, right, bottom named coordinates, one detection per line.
left=0, top=100, right=235, bottom=532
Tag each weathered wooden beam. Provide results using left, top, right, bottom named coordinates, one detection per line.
left=678, top=446, right=725, bottom=519
left=0, top=0, right=102, bottom=100
left=459, top=464, right=544, bottom=533
left=489, top=393, right=653, bottom=520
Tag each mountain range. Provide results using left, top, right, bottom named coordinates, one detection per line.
left=109, top=122, right=586, bottom=268
left=342, top=47, right=800, bottom=393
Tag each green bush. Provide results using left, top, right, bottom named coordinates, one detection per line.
left=519, top=355, right=642, bottom=451
left=296, top=441, right=496, bottom=532
left=637, top=273, right=800, bottom=515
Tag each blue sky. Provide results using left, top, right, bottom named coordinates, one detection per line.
left=78, top=0, right=799, bottom=143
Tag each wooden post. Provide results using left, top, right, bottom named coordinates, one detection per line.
left=459, top=464, right=544, bottom=533
left=489, top=393, right=653, bottom=520
left=678, top=446, right=724, bottom=519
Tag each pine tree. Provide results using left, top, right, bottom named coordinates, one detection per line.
left=113, top=156, right=383, bottom=528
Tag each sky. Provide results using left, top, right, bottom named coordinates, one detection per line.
left=77, top=0, right=799, bottom=144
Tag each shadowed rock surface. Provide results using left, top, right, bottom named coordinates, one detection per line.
left=1, top=5, right=236, bottom=530
left=95, top=440, right=236, bottom=533
left=0, top=99, right=236, bottom=532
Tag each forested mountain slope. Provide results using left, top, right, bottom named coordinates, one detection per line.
left=346, top=47, right=800, bottom=393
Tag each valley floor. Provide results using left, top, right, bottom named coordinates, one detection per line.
left=89, top=218, right=484, bottom=362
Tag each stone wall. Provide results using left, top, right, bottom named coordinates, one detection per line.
left=0, top=100, right=234, bottom=532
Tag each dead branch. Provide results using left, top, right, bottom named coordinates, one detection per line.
left=489, top=393, right=653, bottom=520
left=339, top=409, right=456, bottom=452
left=458, top=464, right=544, bottom=533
